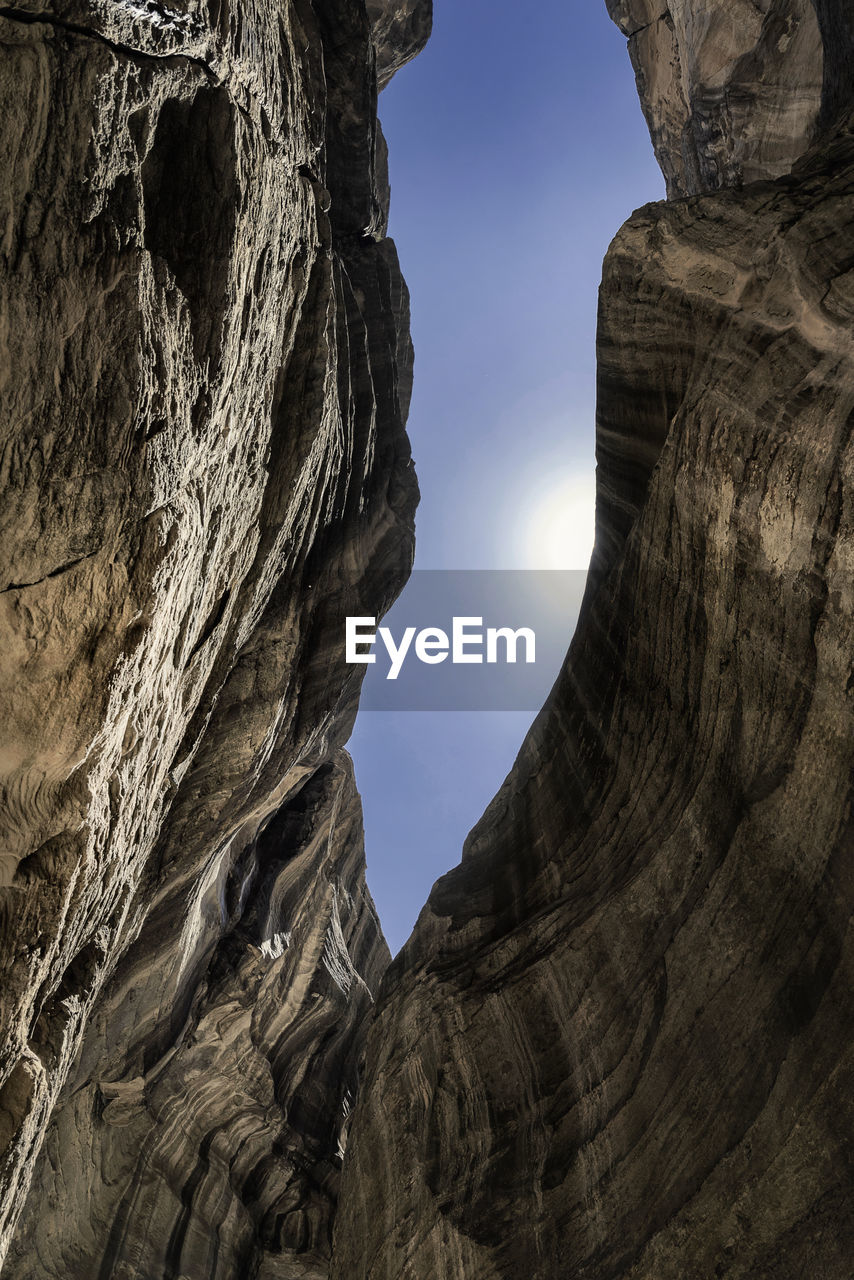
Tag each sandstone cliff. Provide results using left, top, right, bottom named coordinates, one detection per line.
left=605, top=0, right=821, bottom=198
left=0, top=1, right=429, bottom=1276
left=333, top=5, right=854, bottom=1278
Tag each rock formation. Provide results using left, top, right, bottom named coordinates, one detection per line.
left=605, top=0, right=825, bottom=198
left=9, top=753, right=389, bottom=1279
left=3, top=0, right=853, bottom=1276
left=0, top=0, right=429, bottom=1276
left=366, top=0, right=430, bottom=89
left=333, top=5, right=854, bottom=1278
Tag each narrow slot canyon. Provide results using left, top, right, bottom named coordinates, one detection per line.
left=0, top=2, right=852, bottom=1278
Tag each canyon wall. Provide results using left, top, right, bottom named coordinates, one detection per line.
left=2, top=1, right=852, bottom=1277
left=333, top=4, right=854, bottom=1278
left=0, top=1, right=429, bottom=1276
left=605, top=0, right=826, bottom=198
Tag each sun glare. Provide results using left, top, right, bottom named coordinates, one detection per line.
left=521, top=471, right=596, bottom=571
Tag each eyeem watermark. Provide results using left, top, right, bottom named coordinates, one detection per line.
left=345, top=571, right=587, bottom=711
left=347, top=616, right=536, bottom=680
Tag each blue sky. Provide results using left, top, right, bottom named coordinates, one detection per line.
left=349, top=0, right=664, bottom=955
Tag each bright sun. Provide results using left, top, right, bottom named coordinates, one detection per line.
left=522, top=471, right=596, bottom=571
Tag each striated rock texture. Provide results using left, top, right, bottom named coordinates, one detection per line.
left=333, top=5, right=854, bottom=1279
left=0, top=0, right=428, bottom=1276
left=367, top=0, right=431, bottom=89
left=606, top=0, right=825, bottom=197
left=10, top=753, right=389, bottom=1279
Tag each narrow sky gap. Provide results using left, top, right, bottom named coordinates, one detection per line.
left=349, top=0, right=664, bottom=956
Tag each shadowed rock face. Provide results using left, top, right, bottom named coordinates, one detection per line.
left=10, top=754, right=388, bottom=1280
left=367, top=0, right=432, bottom=89
left=332, top=5, right=854, bottom=1279
left=0, top=0, right=427, bottom=1275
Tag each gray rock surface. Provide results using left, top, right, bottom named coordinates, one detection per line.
left=332, top=5, right=854, bottom=1278
left=367, top=0, right=432, bottom=89
left=9, top=753, right=388, bottom=1279
left=0, top=0, right=427, bottom=1274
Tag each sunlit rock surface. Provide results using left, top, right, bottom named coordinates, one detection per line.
left=0, top=0, right=428, bottom=1274
left=333, top=4, right=854, bottom=1277
left=605, top=0, right=826, bottom=197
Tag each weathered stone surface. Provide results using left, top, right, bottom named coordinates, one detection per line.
left=332, top=9, right=854, bottom=1279
left=0, top=0, right=427, bottom=1274
left=8, top=753, right=388, bottom=1280
left=809, top=0, right=854, bottom=131
left=606, top=0, right=825, bottom=196
left=366, top=0, right=432, bottom=89
left=4, top=0, right=852, bottom=1274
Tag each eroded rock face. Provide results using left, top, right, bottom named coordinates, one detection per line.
left=0, top=0, right=426, bottom=1274
left=606, top=0, right=825, bottom=196
left=333, top=5, right=854, bottom=1278
left=367, top=0, right=433, bottom=89
left=9, top=754, right=388, bottom=1279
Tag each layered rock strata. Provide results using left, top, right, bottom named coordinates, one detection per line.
left=606, top=0, right=825, bottom=197
left=0, top=0, right=428, bottom=1275
left=333, top=5, right=854, bottom=1278
left=10, top=754, right=388, bottom=1280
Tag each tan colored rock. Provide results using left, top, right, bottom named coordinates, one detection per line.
left=606, top=0, right=824, bottom=195
left=0, top=0, right=427, bottom=1273
left=7, top=753, right=388, bottom=1279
